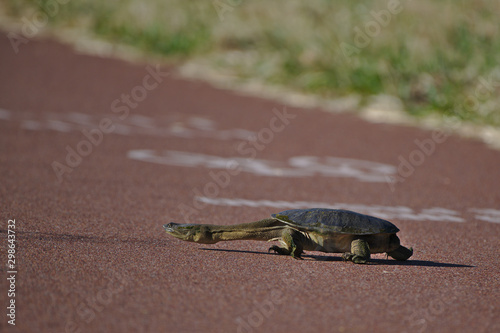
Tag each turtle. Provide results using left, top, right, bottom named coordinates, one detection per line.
left=163, top=208, right=413, bottom=264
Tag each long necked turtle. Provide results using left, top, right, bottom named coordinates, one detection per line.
left=163, top=208, right=413, bottom=264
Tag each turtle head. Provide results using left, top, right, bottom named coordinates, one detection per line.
left=163, top=222, right=216, bottom=244
left=386, top=234, right=413, bottom=261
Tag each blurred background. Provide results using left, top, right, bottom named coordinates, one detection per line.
left=3, top=0, right=500, bottom=129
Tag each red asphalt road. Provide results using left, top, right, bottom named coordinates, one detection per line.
left=0, top=32, right=499, bottom=333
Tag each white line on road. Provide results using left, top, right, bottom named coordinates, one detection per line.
left=196, top=196, right=467, bottom=223
left=127, top=149, right=396, bottom=183
left=195, top=197, right=500, bottom=224
left=468, top=208, right=500, bottom=224
left=0, top=109, right=255, bottom=141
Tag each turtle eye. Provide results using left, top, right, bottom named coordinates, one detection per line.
left=163, top=222, right=175, bottom=230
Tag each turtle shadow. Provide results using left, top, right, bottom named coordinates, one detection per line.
left=0, top=229, right=164, bottom=246
left=200, top=248, right=284, bottom=257
left=200, top=248, right=341, bottom=262
left=200, top=248, right=474, bottom=267
left=368, top=258, right=474, bottom=268
left=304, top=255, right=474, bottom=267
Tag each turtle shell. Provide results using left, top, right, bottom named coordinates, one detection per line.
left=271, top=208, right=399, bottom=235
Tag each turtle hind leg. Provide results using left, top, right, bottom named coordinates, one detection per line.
left=342, top=238, right=370, bottom=264
left=387, top=245, right=413, bottom=261
left=268, top=229, right=303, bottom=260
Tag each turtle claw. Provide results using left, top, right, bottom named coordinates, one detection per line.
left=342, top=252, right=368, bottom=264
left=268, top=246, right=303, bottom=260
left=341, top=253, right=351, bottom=261
left=268, top=245, right=288, bottom=255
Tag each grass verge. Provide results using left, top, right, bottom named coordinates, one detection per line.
left=3, top=0, right=500, bottom=128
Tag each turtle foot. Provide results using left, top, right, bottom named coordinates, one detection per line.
left=268, top=246, right=303, bottom=260
left=343, top=239, right=370, bottom=264
left=342, top=252, right=368, bottom=264
left=269, top=245, right=289, bottom=255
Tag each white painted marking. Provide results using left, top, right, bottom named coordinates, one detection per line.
left=128, top=115, right=156, bottom=128
left=196, top=197, right=467, bottom=222
left=469, top=208, right=500, bottom=224
left=188, top=117, right=216, bottom=131
left=66, top=112, right=94, bottom=126
left=0, top=109, right=254, bottom=141
left=288, top=156, right=395, bottom=182
left=21, top=120, right=43, bottom=131
left=0, top=108, right=11, bottom=120
left=47, top=120, right=74, bottom=132
left=127, top=149, right=396, bottom=182
left=113, top=124, right=132, bottom=135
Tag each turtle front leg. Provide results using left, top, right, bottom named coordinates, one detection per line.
left=342, top=238, right=370, bottom=264
left=268, top=229, right=304, bottom=260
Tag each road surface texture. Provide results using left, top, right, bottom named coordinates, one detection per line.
left=1, top=31, right=499, bottom=333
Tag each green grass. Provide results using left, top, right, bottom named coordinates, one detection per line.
left=4, top=0, right=500, bottom=127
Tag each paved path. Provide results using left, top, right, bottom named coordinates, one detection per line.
left=0, top=32, right=499, bottom=333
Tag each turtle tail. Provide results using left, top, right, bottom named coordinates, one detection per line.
left=387, top=245, right=413, bottom=261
